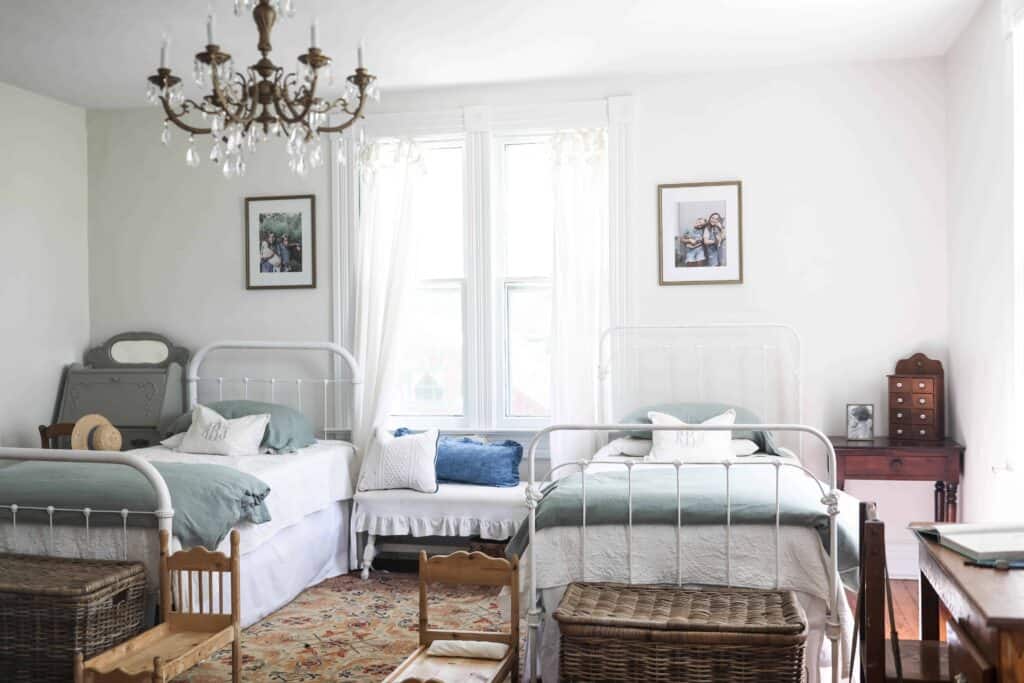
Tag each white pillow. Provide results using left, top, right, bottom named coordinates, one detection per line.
left=608, top=437, right=653, bottom=458
left=160, top=432, right=185, bottom=449
left=646, top=409, right=735, bottom=462
left=178, top=404, right=270, bottom=456
left=731, top=439, right=760, bottom=456
left=357, top=427, right=439, bottom=493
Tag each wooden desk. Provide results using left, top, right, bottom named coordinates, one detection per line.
left=830, top=437, right=965, bottom=521
left=916, top=530, right=1024, bottom=681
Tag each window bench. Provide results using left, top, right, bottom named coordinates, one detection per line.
left=353, top=482, right=529, bottom=579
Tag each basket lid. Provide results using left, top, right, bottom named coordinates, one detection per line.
left=553, top=583, right=807, bottom=636
left=0, top=553, right=145, bottom=597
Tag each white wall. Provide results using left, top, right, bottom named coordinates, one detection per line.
left=87, top=59, right=951, bottom=572
left=377, top=59, right=950, bottom=573
left=946, top=0, right=1021, bottom=522
left=0, top=82, right=89, bottom=447
left=87, top=108, right=332, bottom=358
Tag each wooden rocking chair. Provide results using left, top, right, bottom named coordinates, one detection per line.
left=74, top=529, right=242, bottom=683
left=384, top=550, right=520, bottom=683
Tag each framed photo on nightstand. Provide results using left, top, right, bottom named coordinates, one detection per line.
left=846, top=403, right=875, bottom=440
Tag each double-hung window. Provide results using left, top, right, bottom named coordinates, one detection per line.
left=390, top=133, right=558, bottom=431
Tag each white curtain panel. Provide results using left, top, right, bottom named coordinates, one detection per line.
left=350, top=140, right=425, bottom=453
left=1006, top=0, right=1024, bottom=33
left=549, top=129, right=610, bottom=476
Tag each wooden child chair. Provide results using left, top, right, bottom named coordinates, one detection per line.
left=855, top=503, right=950, bottom=683
left=385, top=550, right=520, bottom=683
left=74, top=529, right=242, bottom=683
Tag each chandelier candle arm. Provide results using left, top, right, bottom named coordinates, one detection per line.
left=146, top=0, right=375, bottom=177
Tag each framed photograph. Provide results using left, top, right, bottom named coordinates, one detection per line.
left=245, top=194, right=316, bottom=289
left=846, top=404, right=875, bottom=441
left=658, top=180, right=743, bottom=285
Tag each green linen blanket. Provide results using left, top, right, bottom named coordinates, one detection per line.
left=506, top=464, right=858, bottom=588
left=0, top=461, right=271, bottom=549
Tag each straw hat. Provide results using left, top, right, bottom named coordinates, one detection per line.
left=71, top=414, right=123, bottom=452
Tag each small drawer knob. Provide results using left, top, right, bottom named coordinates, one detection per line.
left=920, top=413, right=926, bottom=419
left=918, top=398, right=926, bottom=405
left=896, top=412, right=903, bottom=419
left=896, top=428, right=904, bottom=435
left=918, top=382, right=926, bottom=389
left=896, top=382, right=903, bottom=388
left=920, top=429, right=927, bottom=436
left=896, top=398, right=904, bottom=404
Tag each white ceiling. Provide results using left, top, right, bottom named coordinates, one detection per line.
left=0, top=0, right=982, bottom=109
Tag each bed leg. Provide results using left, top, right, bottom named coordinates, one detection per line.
left=361, top=534, right=377, bottom=580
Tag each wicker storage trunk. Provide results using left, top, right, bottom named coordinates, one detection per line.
left=0, top=553, right=147, bottom=683
left=553, top=582, right=808, bottom=683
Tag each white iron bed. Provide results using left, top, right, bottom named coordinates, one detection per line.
left=0, top=340, right=363, bottom=628
left=516, top=325, right=856, bottom=683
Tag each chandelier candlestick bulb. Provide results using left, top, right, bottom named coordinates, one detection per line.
left=358, top=41, right=364, bottom=69
left=160, top=35, right=170, bottom=69
left=146, top=0, right=375, bottom=177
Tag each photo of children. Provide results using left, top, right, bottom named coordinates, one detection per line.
left=674, top=201, right=727, bottom=269
left=258, top=212, right=304, bottom=273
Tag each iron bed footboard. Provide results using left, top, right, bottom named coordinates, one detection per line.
left=524, top=423, right=842, bottom=683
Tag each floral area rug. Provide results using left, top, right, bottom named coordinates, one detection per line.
left=173, top=570, right=520, bottom=682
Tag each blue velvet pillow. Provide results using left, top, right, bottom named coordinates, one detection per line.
left=394, top=429, right=522, bottom=487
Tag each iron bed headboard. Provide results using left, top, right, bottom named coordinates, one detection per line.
left=186, top=340, right=364, bottom=437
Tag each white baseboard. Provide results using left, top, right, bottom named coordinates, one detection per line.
left=886, top=540, right=919, bottom=580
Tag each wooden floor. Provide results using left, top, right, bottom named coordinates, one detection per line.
left=890, top=580, right=920, bottom=640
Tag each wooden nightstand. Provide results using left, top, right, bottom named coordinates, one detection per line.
left=829, top=436, right=965, bottom=522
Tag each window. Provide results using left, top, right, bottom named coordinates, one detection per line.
left=388, top=134, right=558, bottom=429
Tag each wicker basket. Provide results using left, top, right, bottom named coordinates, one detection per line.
left=553, top=583, right=808, bottom=683
left=0, top=553, right=147, bottom=683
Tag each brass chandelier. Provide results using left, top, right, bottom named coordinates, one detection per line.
left=146, top=0, right=377, bottom=178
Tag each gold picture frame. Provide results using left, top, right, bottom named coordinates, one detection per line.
left=657, top=180, right=743, bottom=286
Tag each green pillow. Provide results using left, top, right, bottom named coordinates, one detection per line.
left=167, top=400, right=317, bottom=453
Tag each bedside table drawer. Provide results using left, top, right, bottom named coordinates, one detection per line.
left=843, top=454, right=947, bottom=479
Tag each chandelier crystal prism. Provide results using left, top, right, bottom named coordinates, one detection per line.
left=146, top=0, right=377, bottom=178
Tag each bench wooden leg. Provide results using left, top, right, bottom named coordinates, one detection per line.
left=362, top=534, right=377, bottom=580
left=74, top=651, right=84, bottom=683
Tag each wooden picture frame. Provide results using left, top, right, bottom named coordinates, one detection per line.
left=245, top=194, right=316, bottom=290
left=657, top=180, right=743, bottom=286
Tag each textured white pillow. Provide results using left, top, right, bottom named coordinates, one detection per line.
left=608, top=437, right=653, bottom=458
left=178, top=404, right=270, bottom=456
left=357, top=427, right=439, bottom=493
left=646, top=409, right=735, bottom=462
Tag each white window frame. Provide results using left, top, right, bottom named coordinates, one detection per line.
left=331, top=98, right=634, bottom=435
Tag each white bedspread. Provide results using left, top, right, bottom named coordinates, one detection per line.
left=520, top=446, right=856, bottom=683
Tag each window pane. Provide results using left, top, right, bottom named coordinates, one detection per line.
left=414, top=144, right=464, bottom=280
left=394, top=286, right=464, bottom=416
left=502, top=141, right=554, bottom=278
left=506, top=284, right=551, bottom=417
